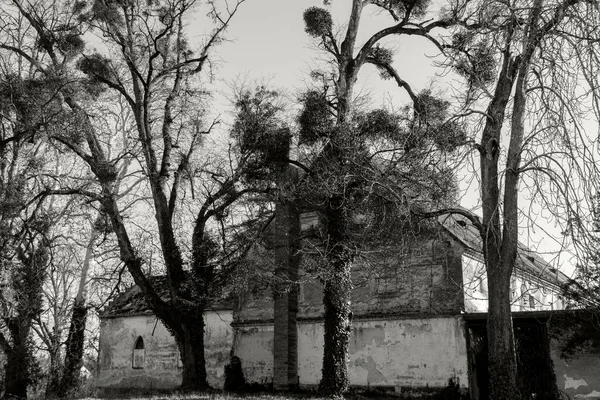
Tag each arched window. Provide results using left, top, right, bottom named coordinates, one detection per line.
left=132, top=336, right=145, bottom=369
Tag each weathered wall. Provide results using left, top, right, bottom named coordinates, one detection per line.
left=236, top=236, right=465, bottom=324
left=552, top=352, right=600, bottom=399
left=548, top=311, right=600, bottom=399
left=234, top=316, right=469, bottom=389
left=465, top=311, right=600, bottom=400
left=232, top=323, right=274, bottom=384
left=97, top=310, right=233, bottom=390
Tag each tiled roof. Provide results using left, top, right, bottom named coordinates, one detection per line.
left=440, top=212, right=570, bottom=287
left=100, top=275, right=233, bottom=318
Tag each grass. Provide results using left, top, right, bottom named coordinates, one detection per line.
left=75, top=386, right=412, bottom=400
left=73, top=387, right=463, bottom=400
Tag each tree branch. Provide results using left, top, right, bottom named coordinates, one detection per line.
left=412, top=207, right=484, bottom=235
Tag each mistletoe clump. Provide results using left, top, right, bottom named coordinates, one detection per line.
left=368, top=45, right=395, bottom=79
left=356, top=108, right=403, bottom=140
left=298, top=90, right=334, bottom=145
left=303, top=7, right=333, bottom=38
left=454, top=40, right=497, bottom=86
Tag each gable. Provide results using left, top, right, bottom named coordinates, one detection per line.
left=439, top=212, right=569, bottom=289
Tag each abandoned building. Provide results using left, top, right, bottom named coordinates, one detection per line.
left=96, top=212, right=600, bottom=399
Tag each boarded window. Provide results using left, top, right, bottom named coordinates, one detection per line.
left=132, top=336, right=145, bottom=369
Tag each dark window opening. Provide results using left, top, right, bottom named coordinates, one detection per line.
left=529, top=294, right=536, bottom=309
left=133, top=336, right=145, bottom=369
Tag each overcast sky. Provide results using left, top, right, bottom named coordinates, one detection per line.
left=195, top=0, right=446, bottom=108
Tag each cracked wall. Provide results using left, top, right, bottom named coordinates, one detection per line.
left=233, top=234, right=468, bottom=389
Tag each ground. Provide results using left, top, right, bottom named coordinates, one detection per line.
left=80, top=385, right=466, bottom=400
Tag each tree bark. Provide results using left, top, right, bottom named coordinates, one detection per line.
left=44, top=328, right=62, bottom=398
left=482, top=4, right=544, bottom=398
left=319, top=196, right=353, bottom=395
left=57, top=220, right=98, bottom=397
left=316, top=2, right=362, bottom=393
left=486, top=267, right=518, bottom=399
left=3, top=328, right=29, bottom=400
left=176, top=311, right=209, bottom=390
left=57, top=301, right=87, bottom=397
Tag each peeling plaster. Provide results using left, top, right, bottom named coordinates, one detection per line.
left=574, top=390, right=600, bottom=399
left=551, top=342, right=600, bottom=399
left=97, top=311, right=233, bottom=390
left=565, top=374, right=589, bottom=390
left=235, top=316, right=469, bottom=389
left=354, top=355, right=387, bottom=384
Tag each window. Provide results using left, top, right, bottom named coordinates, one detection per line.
left=132, top=336, right=145, bottom=369
left=529, top=294, right=535, bottom=309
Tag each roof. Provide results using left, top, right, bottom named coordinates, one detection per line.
left=100, top=275, right=233, bottom=318
left=440, top=212, right=570, bottom=287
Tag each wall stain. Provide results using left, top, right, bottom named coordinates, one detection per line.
left=354, top=355, right=387, bottom=384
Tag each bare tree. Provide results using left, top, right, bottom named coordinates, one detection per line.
left=0, top=0, right=273, bottom=389
left=433, top=1, right=600, bottom=398
left=0, top=38, right=83, bottom=398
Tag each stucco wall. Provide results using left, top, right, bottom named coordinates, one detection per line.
left=237, top=237, right=465, bottom=324
left=97, top=310, right=233, bottom=390
left=552, top=352, right=600, bottom=399
left=234, top=316, right=469, bottom=389
left=548, top=311, right=600, bottom=399
left=233, top=323, right=274, bottom=384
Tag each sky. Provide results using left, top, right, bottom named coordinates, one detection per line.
left=182, top=0, right=578, bottom=275
left=192, top=0, right=444, bottom=107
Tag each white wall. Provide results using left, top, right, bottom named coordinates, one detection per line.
left=97, top=310, right=233, bottom=390
left=232, top=324, right=274, bottom=384
left=462, top=255, right=564, bottom=312
left=234, top=316, right=469, bottom=389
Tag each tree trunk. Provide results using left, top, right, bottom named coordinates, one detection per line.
left=483, top=5, right=543, bottom=397
left=319, top=197, right=353, bottom=396
left=479, top=36, right=520, bottom=398
left=57, top=222, right=97, bottom=397
left=486, top=267, right=518, bottom=399
left=3, top=325, right=30, bottom=400
left=176, top=311, right=209, bottom=390
left=44, top=338, right=62, bottom=398
left=58, top=300, right=87, bottom=397
left=316, top=1, right=361, bottom=388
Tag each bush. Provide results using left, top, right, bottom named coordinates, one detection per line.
left=433, top=378, right=469, bottom=400
left=223, top=356, right=246, bottom=392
